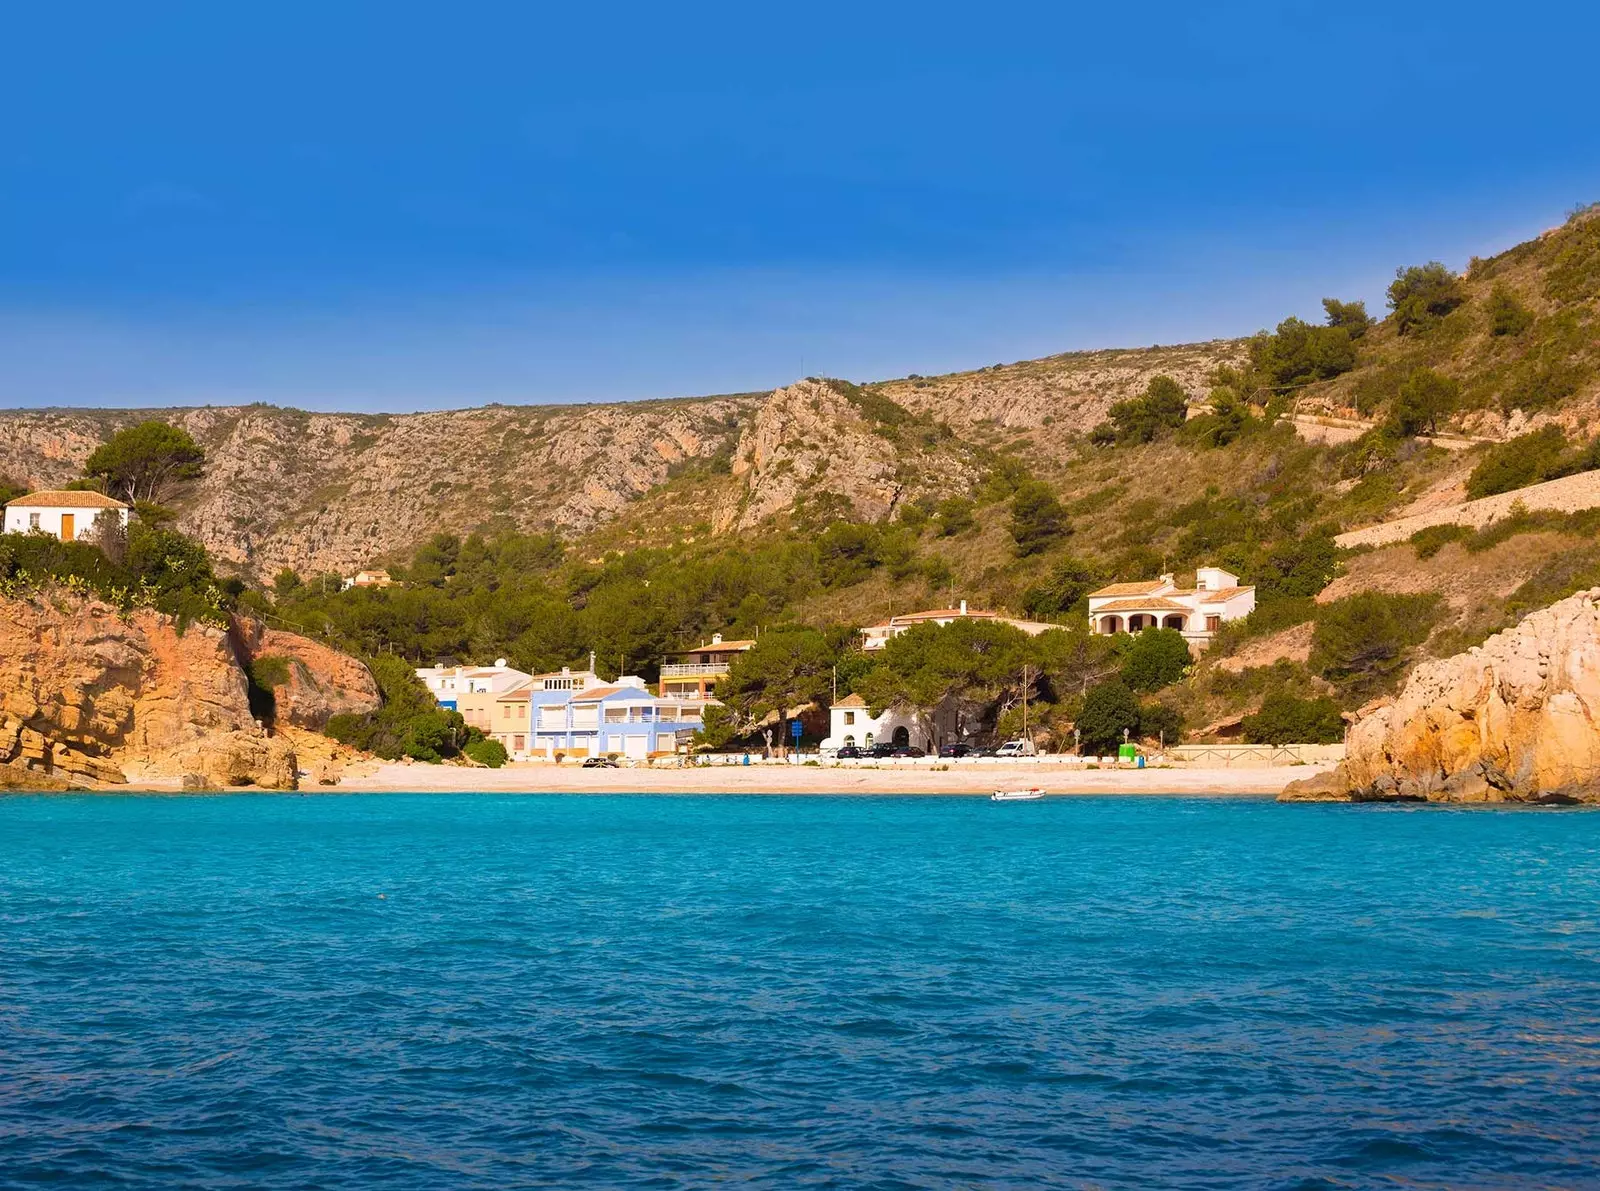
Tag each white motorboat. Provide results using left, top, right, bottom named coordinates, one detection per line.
left=990, top=787, right=1044, bottom=801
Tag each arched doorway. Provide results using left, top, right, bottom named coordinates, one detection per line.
left=1099, top=615, right=1123, bottom=634
left=1163, top=614, right=1186, bottom=630
left=891, top=726, right=910, bottom=748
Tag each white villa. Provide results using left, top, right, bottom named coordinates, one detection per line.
left=1086, top=566, right=1256, bottom=650
left=860, top=600, right=1056, bottom=651
left=2, top=490, right=130, bottom=541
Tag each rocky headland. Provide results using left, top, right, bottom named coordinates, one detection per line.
left=0, top=587, right=379, bottom=790
left=1282, top=589, right=1600, bottom=804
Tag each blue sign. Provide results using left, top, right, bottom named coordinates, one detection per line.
left=790, top=720, right=803, bottom=739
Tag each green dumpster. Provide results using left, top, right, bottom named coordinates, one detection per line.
left=1118, top=742, right=1138, bottom=764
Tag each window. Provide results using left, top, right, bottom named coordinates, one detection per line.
left=28, top=513, right=39, bottom=529
left=1205, top=615, right=1221, bottom=632
left=844, top=711, right=855, bottom=725
left=513, top=735, right=525, bottom=752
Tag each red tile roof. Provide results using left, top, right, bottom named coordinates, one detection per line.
left=1094, top=597, right=1193, bottom=613
left=4, top=489, right=128, bottom=510
left=1088, top=580, right=1169, bottom=598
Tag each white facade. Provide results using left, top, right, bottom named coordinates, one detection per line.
left=416, top=659, right=531, bottom=709
left=1086, top=566, right=1256, bottom=650
left=3, top=491, right=131, bottom=541
left=820, top=695, right=959, bottom=752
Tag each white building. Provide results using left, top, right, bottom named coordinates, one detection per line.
left=860, top=599, right=1056, bottom=651
left=820, top=694, right=959, bottom=753
left=1086, top=566, right=1256, bottom=650
left=3, top=490, right=131, bottom=541
left=415, top=658, right=530, bottom=711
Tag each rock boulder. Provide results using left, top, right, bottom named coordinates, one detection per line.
left=1280, top=588, right=1600, bottom=803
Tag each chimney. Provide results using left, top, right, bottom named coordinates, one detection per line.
left=495, top=658, right=507, bottom=668
left=1159, top=573, right=1175, bottom=588
left=959, top=599, right=968, bottom=615
left=712, top=632, right=723, bottom=645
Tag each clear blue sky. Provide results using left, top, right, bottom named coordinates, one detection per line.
left=3, top=1, right=1597, bottom=411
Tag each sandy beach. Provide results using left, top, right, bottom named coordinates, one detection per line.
left=333, top=759, right=1329, bottom=796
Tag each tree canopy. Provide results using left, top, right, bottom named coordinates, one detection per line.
left=1008, top=481, right=1069, bottom=557
left=1387, top=262, right=1465, bottom=335
left=82, top=421, right=205, bottom=504
left=1390, top=367, right=1460, bottom=436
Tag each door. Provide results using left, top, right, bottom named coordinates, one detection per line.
left=60, top=514, right=74, bottom=542
left=625, top=735, right=649, bottom=759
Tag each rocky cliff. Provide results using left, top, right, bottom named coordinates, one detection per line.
left=0, top=588, right=379, bottom=789
left=713, top=380, right=983, bottom=531
left=0, top=341, right=1240, bottom=578
left=1281, top=589, right=1600, bottom=803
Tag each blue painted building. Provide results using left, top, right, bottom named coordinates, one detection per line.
left=529, top=678, right=703, bottom=760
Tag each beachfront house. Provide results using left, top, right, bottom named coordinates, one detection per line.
left=820, top=693, right=961, bottom=754
left=529, top=677, right=704, bottom=760
left=859, top=600, right=1056, bottom=651
left=2, top=490, right=130, bottom=542
left=658, top=633, right=755, bottom=701
left=416, top=659, right=529, bottom=716
left=1086, top=566, right=1255, bottom=650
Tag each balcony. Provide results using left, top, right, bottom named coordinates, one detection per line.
left=660, top=662, right=730, bottom=679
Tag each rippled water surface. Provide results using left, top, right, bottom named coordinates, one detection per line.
left=3, top=793, right=1599, bottom=1189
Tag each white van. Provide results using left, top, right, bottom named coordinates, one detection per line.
left=994, top=739, right=1037, bottom=758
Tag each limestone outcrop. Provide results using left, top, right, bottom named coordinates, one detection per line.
left=0, top=588, right=378, bottom=789
left=230, top=619, right=380, bottom=729
left=1281, top=588, right=1600, bottom=803
left=713, top=380, right=981, bottom=531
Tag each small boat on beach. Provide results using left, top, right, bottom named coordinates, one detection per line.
left=990, top=787, right=1044, bottom=801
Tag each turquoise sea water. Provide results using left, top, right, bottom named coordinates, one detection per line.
left=2, top=793, right=1598, bottom=1189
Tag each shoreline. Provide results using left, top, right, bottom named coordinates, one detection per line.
left=329, top=760, right=1330, bottom=797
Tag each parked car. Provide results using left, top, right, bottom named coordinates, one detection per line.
left=582, top=757, right=619, bottom=768
left=835, top=744, right=862, bottom=759
left=891, top=746, right=927, bottom=758
left=869, top=742, right=898, bottom=758
left=938, top=743, right=971, bottom=758
left=994, top=739, right=1038, bottom=758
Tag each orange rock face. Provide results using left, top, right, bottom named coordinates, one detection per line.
left=0, top=588, right=379, bottom=788
left=231, top=619, right=381, bottom=729
left=1283, top=588, right=1600, bottom=803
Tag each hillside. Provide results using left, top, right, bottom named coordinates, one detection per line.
left=0, top=343, right=1242, bottom=578
left=3, top=206, right=1600, bottom=751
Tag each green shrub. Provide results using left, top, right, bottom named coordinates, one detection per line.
left=1322, top=298, right=1373, bottom=338
left=1009, top=482, right=1070, bottom=557
left=1021, top=556, right=1099, bottom=620
left=1310, top=592, right=1441, bottom=693
left=1120, top=628, right=1191, bottom=692
left=1387, top=262, right=1465, bottom=335
left=1465, top=426, right=1568, bottom=498
left=1137, top=699, right=1184, bottom=747
left=1486, top=285, right=1534, bottom=337
left=1389, top=368, right=1460, bottom=436
left=1106, top=375, right=1188, bottom=443
left=464, top=737, right=509, bottom=768
left=935, top=496, right=976, bottom=537
left=1249, top=317, right=1357, bottom=387
left=1409, top=523, right=1472, bottom=559
left=324, top=654, right=467, bottom=762
left=1076, top=680, right=1142, bottom=754
left=1241, top=692, right=1345, bottom=745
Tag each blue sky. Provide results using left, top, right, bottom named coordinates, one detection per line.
left=3, top=1, right=1597, bottom=411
